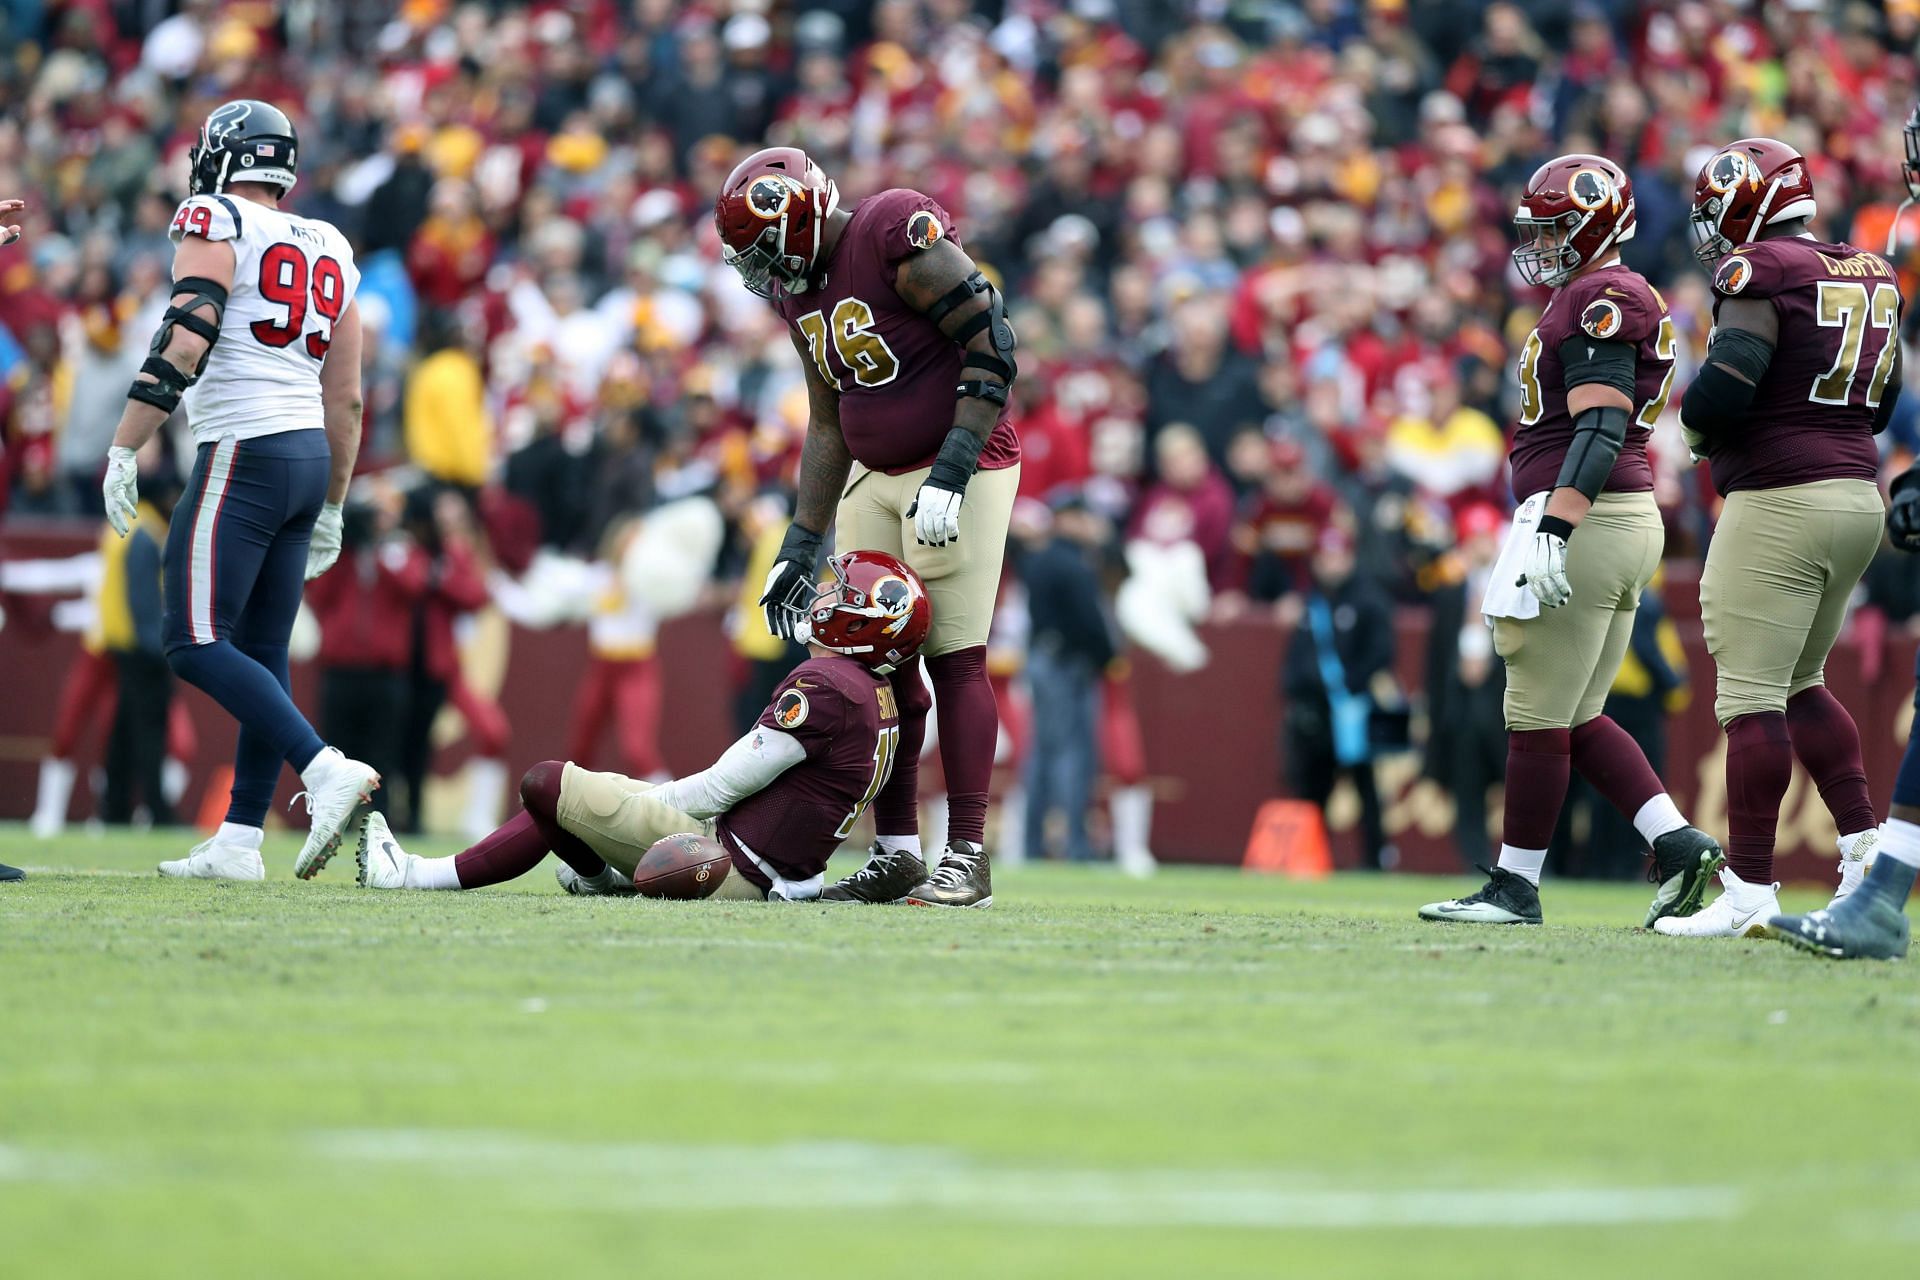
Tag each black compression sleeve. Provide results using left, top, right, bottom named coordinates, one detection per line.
left=1557, top=336, right=1637, bottom=400
left=1553, top=405, right=1630, bottom=502
left=1680, top=361, right=1759, bottom=439
left=1875, top=378, right=1903, bottom=436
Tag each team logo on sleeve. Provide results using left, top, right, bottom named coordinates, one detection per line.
left=1714, top=254, right=1752, bottom=295
left=747, top=175, right=799, bottom=220
left=1579, top=298, right=1623, bottom=339
left=773, top=688, right=810, bottom=729
left=906, top=210, right=944, bottom=251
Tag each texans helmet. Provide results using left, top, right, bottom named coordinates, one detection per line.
left=189, top=100, right=300, bottom=197
left=800, top=550, right=931, bottom=675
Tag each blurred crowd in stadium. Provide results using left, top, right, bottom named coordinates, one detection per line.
left=5, top=0, right=1920, bottom=871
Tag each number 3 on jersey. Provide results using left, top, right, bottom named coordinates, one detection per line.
left=251, top=243, right=344, bottom=359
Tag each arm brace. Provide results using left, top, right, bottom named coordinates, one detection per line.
left=128, top=275, right=229, bottom=412
left=1679, top=326, right=1773, bottom=439
left=1553, top=405, right=1631, bottom=503
left=928, top=269, right=1019, bottom=402
left=1557, top=335, right=1637, bottom=400
left=651, top=728, right=808, bottom=820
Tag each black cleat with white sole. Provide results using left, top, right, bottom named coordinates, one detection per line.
left=1771, top=892, right=1911, bottom=961
left=1418, top=865, right=1542, bottom=925
left=1643, top=825, right=1726, bottom=928
left=820, top=842, right=928, bottom=903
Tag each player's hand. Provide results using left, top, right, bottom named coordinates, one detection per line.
left=305, top=502, right=344, bottom=580
left=102, top=446, right=139, bottom=536
left=1890, top=471, right=1920, bottom=553
left=908, top=480, right=964, bottom=547
left=0, top=199, right=23, bottom=248
left=1520, top=527, right=1572, bottom=608
left=760, top=523, right=823, bottom=640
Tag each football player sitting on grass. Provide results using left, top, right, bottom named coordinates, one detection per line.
left=354, top=551, right=939, bottom=903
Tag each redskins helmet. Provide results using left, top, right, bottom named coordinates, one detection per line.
left=714, top=146, right=841, bottom=298
left=1689, top=137, right=1817, bottom=267
left=1512, top=154, right=1636, bottom=288
left=800, top=550, right=931, bottom=675
left=189, top=100, right=300, bottom=196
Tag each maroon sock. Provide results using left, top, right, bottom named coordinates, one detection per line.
left=1502, top=728, right=1572, bottom=851
left=1569, top=715, right=1666, bottom=827
left=518, top=758, right=609, bottom=878
left=1725, top=713, right=1792, bottom=884
left=872, top=656, right=931, bottom=838
left=453, top=811, right=555, bottom=888
left=927, top=646, right=998, bottom=845
left=1785, top=686, right=1876, bottom=836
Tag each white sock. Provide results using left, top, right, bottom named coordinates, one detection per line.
left=876, top=834, right=921, bottom=857
left=1631, top=794, right=1687, bottom=845
left=1496, top=844, right=1547, bottom=886
left=1878, top=818, right=1920, bottom=869
left=216, top=822, right=265, bottom=850
left=406, top=855, right=463, bottom=890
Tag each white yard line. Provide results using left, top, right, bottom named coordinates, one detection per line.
left=310, top=1130, right=1741, bottom=1229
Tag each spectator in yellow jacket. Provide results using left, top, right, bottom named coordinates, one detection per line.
left=404, top=312, right=491, bottom=492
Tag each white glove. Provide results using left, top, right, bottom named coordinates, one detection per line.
left=1520, top=526, right=1572, bottom=608
left=910, top=483, right=964, bottom=547
left=1680, top=423, right=1710, bottom=466
left=103, top=445, right=139, bottom=536
left=305, top=502, right=344, bottom=580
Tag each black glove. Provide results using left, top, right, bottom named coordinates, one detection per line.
left=760, top=523, right=824, bottom=640
left=1890, top=469, right=1920, bottom=553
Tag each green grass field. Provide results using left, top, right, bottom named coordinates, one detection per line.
left=3, top=825, right=1918, bottom=1278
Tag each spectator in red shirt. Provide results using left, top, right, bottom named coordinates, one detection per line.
left=1130, top=423, right=1236, bottom=589
left=1237, top=439, right=1342, bottom=603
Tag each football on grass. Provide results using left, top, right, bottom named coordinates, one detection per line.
left=632, top=833, right=731, bottom=900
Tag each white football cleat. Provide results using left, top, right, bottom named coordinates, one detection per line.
left=158, top=836, right=265, bottom=881
left=555, top=862, right=638, bottom=896
left=291, top=748, right=381, bottom=880
left=1828, top=827, right=1878, bottom=907
left=355, top=811, right=418, bottom=889
left=1652, top=866, right=1780, bottom=938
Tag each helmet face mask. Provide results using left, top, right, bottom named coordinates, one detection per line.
left=1513, top=211, right=1585, bottom=288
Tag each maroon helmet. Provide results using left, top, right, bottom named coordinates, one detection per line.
left=1511, top=154, right=1635, bottom=288
left=802, top=550, right=931, bottom=675
left=714, top=146, right=841, bottom=298
left=1689, top=137, right=1818, bottom=267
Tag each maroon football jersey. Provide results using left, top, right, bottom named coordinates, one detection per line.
left=717, top=655, right=901, bottom=885
left=1508, top=263, right=1671, bottom=499
left=1705, top=238, right=1899, bottom=495
left=773, top=189, right=1019, bottom=475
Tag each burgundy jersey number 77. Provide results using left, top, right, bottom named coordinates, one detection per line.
left=250, top=242, right=345, bottom=359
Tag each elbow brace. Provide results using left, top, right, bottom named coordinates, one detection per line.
left=1679, top=327, right=1773, bottom=440
left=129, top=276, right=229, bottom=413
left=1554, top=405, right=1630, bottom=502
left=928, top=270, right=1018, bottom=404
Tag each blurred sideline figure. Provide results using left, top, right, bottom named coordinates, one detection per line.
left=3, top=194, right=23, bottom=883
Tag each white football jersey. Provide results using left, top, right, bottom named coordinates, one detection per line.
left=168, top=194, right=360, bottom=444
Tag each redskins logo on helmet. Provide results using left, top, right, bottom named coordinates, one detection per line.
left=1705, top=150, right=1760, bottom=195
left=1568, top=168, right=1618, bottom=212
left=1714, top=254, right=1753, bottom=294
left=1579, top=299, right=1623, bottom=339
left=746, top=174, right=799, bottom=220
left=773, top=688, right=809, bottom=729
left=906, top=210, right=944, bottom=251
left=870, top=575, right=915, bottom=633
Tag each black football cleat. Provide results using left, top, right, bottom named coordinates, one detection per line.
left=1643, top=826, right=1726, bottom=928
left=1771, top=883, right=1912, bottom=962
left=820, top=842, right=928, bottom=904
left=1418, top=865, right=1542, bottom=924
left=0, top=862, right=22, bottom=883
left=906, top=841, right=993, bottom=909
